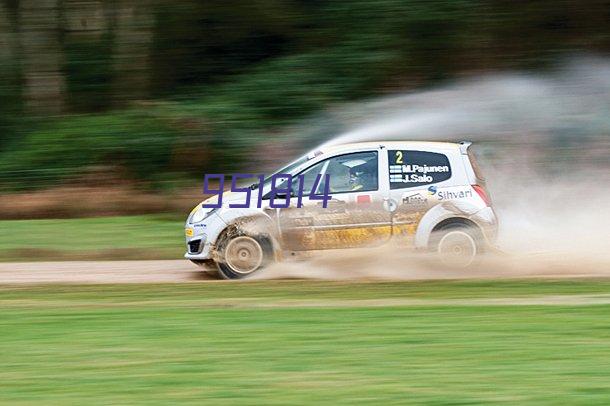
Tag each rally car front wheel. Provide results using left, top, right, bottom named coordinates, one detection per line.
left=216, top=234, right=272, bottom=279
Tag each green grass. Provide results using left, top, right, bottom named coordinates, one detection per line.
left=0, top=215, right=184, bottom=261
left=2, top=280, right=610, bottom=404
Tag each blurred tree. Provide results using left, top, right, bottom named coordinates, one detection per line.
left=1, top=0, right=610, bottom=191
left=0, top=1, right=18, bottom=63
left=0, top=0, right=21, bottom=149
left=19, top=0, right=66, bottom=114
left=110, top=0, right=154, bottom=104
left=63, top=0, right=113, bottom=111
left=150, top=0, right=299, bottom=95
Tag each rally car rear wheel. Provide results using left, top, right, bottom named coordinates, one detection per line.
left=431, top=224, right=481, bottom=268
left=216, top=235, right=270, bottom=279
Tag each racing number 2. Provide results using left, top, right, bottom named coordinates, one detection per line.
left=395, top=151, right=403, bottom=164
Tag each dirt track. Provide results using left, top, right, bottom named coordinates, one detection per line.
left=0, top=253, right=609, bottom=284
left=0, top=260, right=212, bottom=284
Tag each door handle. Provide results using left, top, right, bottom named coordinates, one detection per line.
left=383, top=197, right=398, bottom=212
left=318, top=199, right=346, bottom=206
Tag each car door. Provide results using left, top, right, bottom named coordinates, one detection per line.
left=386, top=148, right=453, bottom=240
left=278, top=149, right=392, bottom=251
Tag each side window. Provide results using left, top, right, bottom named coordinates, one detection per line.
left=323, top=151, right=378, bottom=193
left=295, top=151, right=379, bottom=195
left=388, top=150, right=451, bottom=189
left=291, top=161, right=325, bottom=195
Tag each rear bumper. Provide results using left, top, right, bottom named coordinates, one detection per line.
left=470, top=206, right=499, bottom=247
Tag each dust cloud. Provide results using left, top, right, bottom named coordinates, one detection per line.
left=260, top=57, right=610, bottom=281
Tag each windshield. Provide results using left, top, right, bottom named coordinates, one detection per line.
left=252, top=154, right=310, bottom=190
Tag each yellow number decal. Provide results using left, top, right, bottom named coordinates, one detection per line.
left=395, top=151, right=403, bottom=164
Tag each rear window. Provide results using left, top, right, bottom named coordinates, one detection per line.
left=388, top=150, right=451, bottom=189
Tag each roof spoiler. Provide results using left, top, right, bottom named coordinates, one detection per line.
left=459, top=140, right=472, bottom=155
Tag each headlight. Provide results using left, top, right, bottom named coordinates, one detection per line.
left=190, top=205, right=217, bottom=223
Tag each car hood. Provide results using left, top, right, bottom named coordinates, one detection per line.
left=200, top=191, right=252, bottom=208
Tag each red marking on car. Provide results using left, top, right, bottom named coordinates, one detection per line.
left=472, top=184, right=491, bottom=206
left=357, top=195, right=371, bottom=204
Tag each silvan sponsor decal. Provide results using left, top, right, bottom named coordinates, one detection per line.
left=427, top=186, right=473, bottom=200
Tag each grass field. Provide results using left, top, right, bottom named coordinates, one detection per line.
left=0, top=216, right=184, bottom=261
left=2, top=280, right=610, bottom=404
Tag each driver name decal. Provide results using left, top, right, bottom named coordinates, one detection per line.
left=388, top=150, right=452, bottom=189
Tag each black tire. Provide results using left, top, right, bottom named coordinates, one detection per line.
left=429, top=223, right=482, bottom=269
left=215, top=234, right=273, bottom=280
left=189, top=259, right=220, bottom=277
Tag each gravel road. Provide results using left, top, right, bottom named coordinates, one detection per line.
left=0, top=252, right=608, bottom=284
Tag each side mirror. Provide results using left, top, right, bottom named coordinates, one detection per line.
left=273, top=190, right=296, bottom=199
left=261, top=190, right=296, bottom=200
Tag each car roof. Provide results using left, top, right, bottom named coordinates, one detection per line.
left=318, top=141, right=461, bottom=156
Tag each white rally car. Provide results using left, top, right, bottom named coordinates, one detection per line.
left=185, top=141, right=498, bottom=279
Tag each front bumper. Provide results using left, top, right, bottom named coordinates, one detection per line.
left=184, top=212, right=226, bottom=260
left=187, top=237, right=205, bottom=254
left=185, top=228, right=214, bottom=260
left=185, top=240, right=214, bottom=260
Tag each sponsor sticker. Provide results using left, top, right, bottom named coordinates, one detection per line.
left=428, top=186, right=473, bottom=201
left=402, top=192, right=428, bottom=210
left=185, top=228, right=194, bottom=237
left=436, top=189, right=473, bottom=201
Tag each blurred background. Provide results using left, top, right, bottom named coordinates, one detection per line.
left=0, top=0, right=609, bottom=260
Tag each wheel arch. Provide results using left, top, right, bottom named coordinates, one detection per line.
left=213, top=213, right=280, bottom=261
left=431, top=217, right=480, bottom=233
left=414, top=203, right=485, bottom=250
